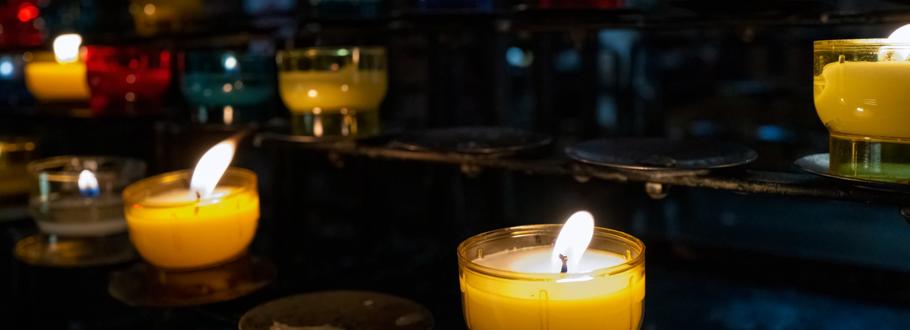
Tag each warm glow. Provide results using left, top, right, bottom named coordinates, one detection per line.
left=17, top=3, right=39, bottom=23
left=77, top=169, right=100, bottom=198
left=223, top=55, right=238, bottom=70
left=551, top=211, right=595, bottom=273
left=52, top=34, right=82, bottom=64
left=190, top=140, right=236, bottom=198
left=889, top=24, right=910, bottom=41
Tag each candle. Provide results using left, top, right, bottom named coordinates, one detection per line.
left=181, top=51, right=275, bottom=124
left=0, top=137, right=36, bottom=200
left=24, top=34, right=90, bottom=102
left=27, top=156, right=147, bottom=237
left=276, top=47, right=386, bottom=137
left=85, top=46, right=172, bottom=115
left=123, top=140, right=260, bottom=269
left=458, top=212, right=645, bottom=330
left=814, top=25, right=910, bottom=181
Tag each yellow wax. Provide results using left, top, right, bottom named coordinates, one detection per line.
left=125, top=187, right=259, bottom=269
left=814, top=61, right=910, bottom=138
left=24, top=55, right=90, bottom=102
left=461, top=246, right=645, bottom=330
left=278, top=69, right=387, bottom=113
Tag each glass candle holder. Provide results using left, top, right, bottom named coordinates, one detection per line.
left=180, top=50, right=276, bottom=124
left=28, top=156, right=147, bottom=237
left=85, top=46, right=172, bottom=116
left=24, top=50, right=91, bottom=103
left=814, top=39, right=910, bottom=182
left=129, top=0, right=204, bottom=37
left=0, top=54, right=34, bottom=110
left=0, top=1, right=44, bottom=48
left=277, top=47, right=387, bottom=137
left=16, top=156, right=146, bottom=266
left=458, top=225, right=645, bottom=330
left=0, top=137, right=36, bottom=203
left=123, top=168, right=260, bottom=270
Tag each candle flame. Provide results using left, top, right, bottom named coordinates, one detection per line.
left=551, top=211, right=595, bottom=274
left=190, top=140, right=236, bottom=198
left=77, top=169, right=100, bottom=198
left=52, top=34, right=82, bottom=64
left=889, top=24, right=910, bottom=41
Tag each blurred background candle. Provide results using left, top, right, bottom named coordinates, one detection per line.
left=15, top=156, right=146, bottom=266
left=123, top=140, right=260, bottom=269
left=458, top=211, right=645, bottom=330
left=814, top=25, right=910, bottom=182
left=85, top=46, right=172, bottom=116
left=128, top=0, right=204, bottom=37
left=277, top=47, right=387, bottom=137
left=0, top=1, right=44, bottom=48
left=24, top=34, right=91, bottom=103
left=181, top=50, right=275, bottom=124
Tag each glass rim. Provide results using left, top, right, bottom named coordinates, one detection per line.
left=122, top=167, right=256, bottom=208
left=814, top=38, right=910, bottom=48
left=277, top=46, right=386, bottom=57
left=457, top=224, right=645, bottom=281
left=0, top=137, right=36, bottom=153
left=27, top=155, right=146, bottom=182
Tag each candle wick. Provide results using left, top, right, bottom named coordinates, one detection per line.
left=559, top=254, right=568, bottom=273
left=194, top=191, right=201, bottom=215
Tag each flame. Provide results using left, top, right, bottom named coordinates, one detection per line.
left=52, top=34, right=82, bottom=64
left=77, top=169, right=100, bottom=198
left=190, top=140, right=236, bottom=198
left=889, top=24, right=910, bottom=41
left=551, top=211, right=595, bottom=273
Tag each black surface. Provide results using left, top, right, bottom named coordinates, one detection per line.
left=565, top=138, right=758, bottom=171
left=390, top=126, right=552, bottom=156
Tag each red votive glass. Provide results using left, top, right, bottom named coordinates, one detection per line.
left=84, top=46, right=172, bottom=116
left=0, top=1, right=44, bottom=48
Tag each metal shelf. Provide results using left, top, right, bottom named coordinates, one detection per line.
left=255, top=132, right=910, bottom=207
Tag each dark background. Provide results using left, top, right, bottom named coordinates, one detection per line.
left=3, top=0, right=910, bottom=329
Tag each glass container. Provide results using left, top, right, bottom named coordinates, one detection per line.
left=277, top=47, right=387, bottom=137
left=180, top=50, right=276, bottom=124
left=0, top=54, right=34, bottom=110
left=458, top=224, right=645, bottom=330
left=85, top=46, right=172, bottom=116
left=128, top=0, right=204, bottom=37
left=16, top=156, right=146, bottom=266
left=0, top=1, right=44, bottom=48
left=24, top=50, right=90, bottom=104
left=123, top=168, right=259, bottom=270
left=814, top=39, right=910, bottom=182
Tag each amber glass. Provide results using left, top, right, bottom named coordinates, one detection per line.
left=814, top=39, right=910, bottom=182
left=123, top=168, right=259, bottom=269
left=458, top=225, right=645, bottom=330
left=277, top=47, right=386, bottom=137
left=0, top=137, right=36, bottom=202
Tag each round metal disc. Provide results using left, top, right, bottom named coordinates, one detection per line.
left=14, top=233, right=136, bottom=267
left=239, top=291, right=434, bottom=330
left=566, top=138, right=757, bottom=171
left=391, top=127, right=552, bottom=156
left=794, top=153, right=910, bottom=192
left=108, top=254, right=275, bottom=307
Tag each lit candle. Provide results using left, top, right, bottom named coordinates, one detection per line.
left=123, top=139, right=260, bottom=269
left=458, top=211, right=645, bottom=330
left=24, top=34, right=90, bottom=102
left=814, top=24, right=910, bottom=180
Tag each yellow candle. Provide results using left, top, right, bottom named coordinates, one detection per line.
left=24, top=34, right=90, bottom=102
left=279, top=68, right=387, bottom=113
left=814, top=61, right=910, bottom=138
left=458, top=213, right=645, bottom=330
left=123, top=140, right=259, bottom=269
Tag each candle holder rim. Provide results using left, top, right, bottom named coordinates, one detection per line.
left=813, top=38, right=910, bottom=47
left=276, top=46, right=387, bottom=58
left=122, top=167, right=257, bottom=208
left=0, top=137, right=37, bottom=153
left=27, top=155, right=147, bottom=182
left=457, top=224, right=645, bottom=281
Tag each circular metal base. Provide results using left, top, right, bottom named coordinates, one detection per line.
left=108, top=254, right=275, bottom=307
left=14, top=233, right=136, bottom=267
left=391, top=126, right=552, bottom=157
left=566, top=138, right=757, bottom=171
left=795, top=153, right=910, bottom=192
left=239, top=290, right=434, bottom=330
